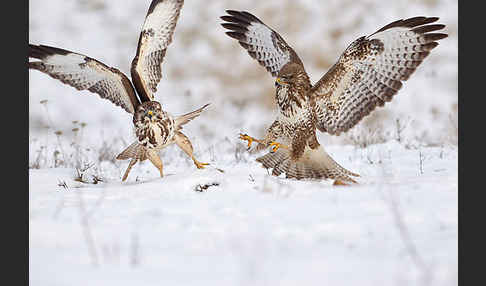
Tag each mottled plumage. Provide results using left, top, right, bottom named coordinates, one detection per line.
left=29, top=0, right=210, bottom=181
left=131, top=0, right=184, bottom=102
left=222, top=11, right=447, bottom=183
left=28, top=44, right=140, bottom=114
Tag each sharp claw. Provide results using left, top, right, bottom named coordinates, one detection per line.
left=269, top=142, right=281, bottom=153
left=239, top=133, right=254, bottom=148
left=195, top=161, right=209, bottom=169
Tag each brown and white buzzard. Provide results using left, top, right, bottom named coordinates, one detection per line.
left=221, top=10, right=447, bottom=184
left=29, top=0, right=210, bottom=181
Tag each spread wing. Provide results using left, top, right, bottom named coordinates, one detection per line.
left=312, top=17, right=447, bottom=135
left=29, top=44, right=140, bottom=114
left=131, top=0, right=184, bottom=102
left=174, top=103, right=210, bottom=129
left=221, top=10, right=304, bottom=77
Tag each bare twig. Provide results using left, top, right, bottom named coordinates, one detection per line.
left=194, top=182, right=220, bottom=192
left=52, top=180, right=68, bottom=219
left=419, top=151, right=425, bottom=175
left=395, top=117, right=412, bottom=143
left=54, top=131, right=68, bottom=166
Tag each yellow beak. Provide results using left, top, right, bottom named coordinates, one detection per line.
left=147, top=111, right=153, bottom=116
left=275, top=77, right=286, bottom=86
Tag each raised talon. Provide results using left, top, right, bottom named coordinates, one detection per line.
left=269, top=142, right=282, bottom=152
left=239, top=133, right=255, bottom=149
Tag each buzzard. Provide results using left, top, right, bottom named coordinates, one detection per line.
left=221, top=10, right=447, bottom=184
left=29, top=0, right=210, bottom=181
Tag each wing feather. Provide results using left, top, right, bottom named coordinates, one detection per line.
left=312, top=17, right=447, bottom=135
left=174, top=103, right=210, bottom=130
left=220, top=10, right=304, bottom=77
left=131, top=0, right=184, bottom=102
left=29, top=44, right=139, bottom=114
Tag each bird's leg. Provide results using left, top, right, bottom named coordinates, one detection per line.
left=260, top=120, right=287, bottom=152
left=288, top=131, right=309, bottom=159
left=122, top=158, right=138, bottom=182
left=146, top=150, right=164, bottom=178
left=175, top=132, right=209, bottom=169
left=240, top=133, right=287, bottom=152
left=308, top=132, right=320, bottom=150
left=238, top=133, right=265, bottom=149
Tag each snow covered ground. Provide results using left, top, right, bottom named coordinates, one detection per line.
left=29, top=142, right=457, bottom=286
left=29, top=0, right=458, bottom=285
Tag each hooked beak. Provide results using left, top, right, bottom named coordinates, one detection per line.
left=147, top=110, right=154, bottom=119
left=275, top=77, right=287, bottom=87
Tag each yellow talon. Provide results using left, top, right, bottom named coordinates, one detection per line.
left=195, top=161, right=209, bottom=169
left=239, top=133, right=255, bottom=149
left=269, top=142, right=281, bottom=152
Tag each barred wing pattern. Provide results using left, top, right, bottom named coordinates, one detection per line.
left=131, top=0, right=184, bottom=102
left=312, top=17, right=447, bottom=135
left=29, top=44, right=140, bottom=114
left=221, top=10, right=304, bottom=77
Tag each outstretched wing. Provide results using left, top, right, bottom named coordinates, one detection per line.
left=312, top=17, right=447, bottom=135
left=29, top=44, right=140, bottom=114
left=174, top=103, right=210, bottom=129
left=221, top=10, right=304, bottom=77
left=131, top=0, right=184, bottom=102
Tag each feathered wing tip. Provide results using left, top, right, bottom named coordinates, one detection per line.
left=256, top=146, right=359, bottom=183
left=116, top=142, right=147, bottom=161
left=174, top=103, right=210, bottom=129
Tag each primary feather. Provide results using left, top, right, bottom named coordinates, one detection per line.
left=131, top=0, right=184, bottom=102
left=29, top=44, right=140, bottom=114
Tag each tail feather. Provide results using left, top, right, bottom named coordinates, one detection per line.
left=272, top=157, right=289, bottom=177
left=116, top=142, right=147, bottom=161
left=285, top=160, right=304, bottom=179
left=256, top=146, right=359, bottom=183
left=256, top=149, right=290, bottom=170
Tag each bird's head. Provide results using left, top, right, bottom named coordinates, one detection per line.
left=136, top=101, right=162, bottom=123
left=275, top=75, right=290, bottom=87
left=275, top=63, right=309, bottom=89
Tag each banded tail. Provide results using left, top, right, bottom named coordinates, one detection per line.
left=116, top=142, right=147, bottom=161
left=256, top=146, right=359, bottom=183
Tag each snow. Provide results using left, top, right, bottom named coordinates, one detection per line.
left=29, top=142, right=457, bottom=286
left=29, top=0, right=457, bottom=285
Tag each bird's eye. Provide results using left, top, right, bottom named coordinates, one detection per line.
left=275, top=76, right=288, bottom=87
